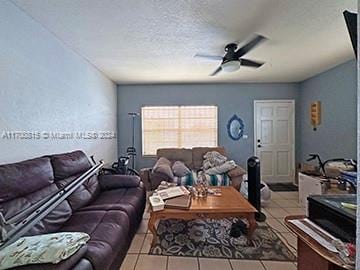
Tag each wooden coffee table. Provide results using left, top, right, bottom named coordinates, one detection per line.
left=148, top=186, right=257, bottom=247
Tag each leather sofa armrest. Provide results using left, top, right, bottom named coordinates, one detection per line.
left=98, top=174, right=141, bottom=190
left=140, top=167, right=152, bottom=190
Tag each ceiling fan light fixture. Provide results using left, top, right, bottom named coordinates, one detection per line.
left=221, top=60, right=241, bottom=72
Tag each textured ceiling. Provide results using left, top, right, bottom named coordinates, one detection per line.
left=11, top=0, right=357, bottom=84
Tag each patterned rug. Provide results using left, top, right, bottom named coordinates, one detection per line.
left=149, top=218, right=296, bottom=261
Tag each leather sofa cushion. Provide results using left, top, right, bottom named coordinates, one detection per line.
left=56, top=175, right=100, bottom=211
left=192, top=147, right=226, bottom=170
left=98, top=175, right=141, bottom=190
left=156, top=148, right=193, bottom=169
left=61, top=210, right=131, bottom=270
left=0, top=157, right=54, bottom=202
left=78, top=186, right=145, bottom=235
left=50, top=151, right=91, bottom=179
left=0, top=183, right=72, bottom=235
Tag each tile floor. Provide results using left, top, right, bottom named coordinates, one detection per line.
left=120, top=191, right=303, bottom=270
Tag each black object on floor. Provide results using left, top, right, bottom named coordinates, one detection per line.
left=230, top=220, right=248, bottom=237
left=268, top=183, right=298, bottom=192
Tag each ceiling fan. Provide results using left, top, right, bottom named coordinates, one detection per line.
left=194, top=34, right=267, bottom=76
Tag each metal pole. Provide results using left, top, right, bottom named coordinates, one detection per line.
left=0, top=161, right=104, bottom=249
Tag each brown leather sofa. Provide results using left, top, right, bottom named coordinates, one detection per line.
left=0, top=150, right=146, bottom=270
left=140, top=147, right=246, bottom=190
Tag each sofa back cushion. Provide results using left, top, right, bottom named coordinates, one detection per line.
left=50, top=151, right=100, bottom=210
left=50, top=150, right=91, bottom=179
left=56, top=175, right=100, bottom=211
left=192, top=147, right=226, bottom=170
left=0, top=157, right=54, bottom=203
left=0, top=156, right=72, bottom=235
left=156, top=148, right=193, bottom=169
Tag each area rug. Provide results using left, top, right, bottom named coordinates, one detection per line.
left=149, top=218, right=296, bottom=261
left=268, top=182, right=298, bottom=192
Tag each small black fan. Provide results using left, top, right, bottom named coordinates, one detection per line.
left=194, top=34, right=267, bottom=76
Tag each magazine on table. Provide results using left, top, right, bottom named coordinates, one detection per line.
left=165, top=195, right=191, bottom=209
left=157, top=186, right=190, bottom=200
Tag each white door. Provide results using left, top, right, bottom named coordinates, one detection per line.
left=254, top=100, right=295, bottom=183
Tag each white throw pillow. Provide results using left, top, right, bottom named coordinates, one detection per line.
left=0, top=232, right=90, bottom=269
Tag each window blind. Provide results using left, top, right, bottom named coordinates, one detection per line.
left=141, top=106, right=218, bottom=155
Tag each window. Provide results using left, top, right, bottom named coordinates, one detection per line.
left=141, top=106, right=218, bottom=155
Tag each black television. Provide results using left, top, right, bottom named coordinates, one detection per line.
left=343, top=10, right=357, bottom=58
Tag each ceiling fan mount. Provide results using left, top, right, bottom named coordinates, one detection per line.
left=194, top=34, right=267, bottom=76
left=224, top=43, right=238, bottom=52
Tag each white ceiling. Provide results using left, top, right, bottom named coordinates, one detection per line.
left=12, top=0, right=357, bottom=84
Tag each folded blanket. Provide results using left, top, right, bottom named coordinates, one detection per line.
left=205, top=160, right=237, bottom=175
left=202, top=151, right=227, bottom=170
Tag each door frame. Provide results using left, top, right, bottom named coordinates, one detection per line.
left=253, top=99, right=296, bottom=183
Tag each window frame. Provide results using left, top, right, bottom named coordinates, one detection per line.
left=141, top=105, right=218, bottom=157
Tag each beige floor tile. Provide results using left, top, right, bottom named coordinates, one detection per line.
left=266, top=218, right=289, bottom=233
left=128, top=234, right=146, bottom=254
left=276, top=219, right=296, bottom=235
left=261, top=208, right=273, bottom=218
left=140, top=233, right=153, bottom=254
left=230, top=259, right=265, bottom=270
left=137, top=219, right=149, bottom=234
left=284, top=208, right=305, bottom=215
left=135, top=255, right=167, bottom=270
left=142, top=211, right=150, bottom=220
left=270, top=192, right=283, bottom=200
left=278, top=192, right=298, bottom=200
left=199, top=258, right=232, bottom=270
left=168, top=257, right=199, bottom=270
left=120, top=254, right=138, bottom=270
left=273, top=199, right=300, bottom=208
left=263, top=200, right=281, bottom=208
left=261, top=260, right=297, bottom=270
left=280, top=232, right=297, bottom=250
left=276, top=218, right=287, bottom=227
left=266, top=208, right=289, bottom=218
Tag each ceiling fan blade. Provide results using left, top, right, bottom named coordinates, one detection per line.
left=194, top=53, right=223, bottom=61
left=240, top=58, right=264, bottom=68
left=235, top=34, right=267, bottom=58
left=209, top=66, right=222, bottom=76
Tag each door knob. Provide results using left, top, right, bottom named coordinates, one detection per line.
left=257, top=144, right=262, bottom=148
left=257, top=139, right=261, bottom=143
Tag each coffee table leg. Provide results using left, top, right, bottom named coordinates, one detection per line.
left=246, top=213, right=257, bottom=243
left=148, top=215, right=158, bottom=247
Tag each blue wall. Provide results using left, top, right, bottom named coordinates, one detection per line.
left=117, top=60, right=357, bottom=170
left=297, top=60, right=357, bottom=163
left=117, top=83, right=299, bottom=169
left=0, top=1, right=117, bottom=164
